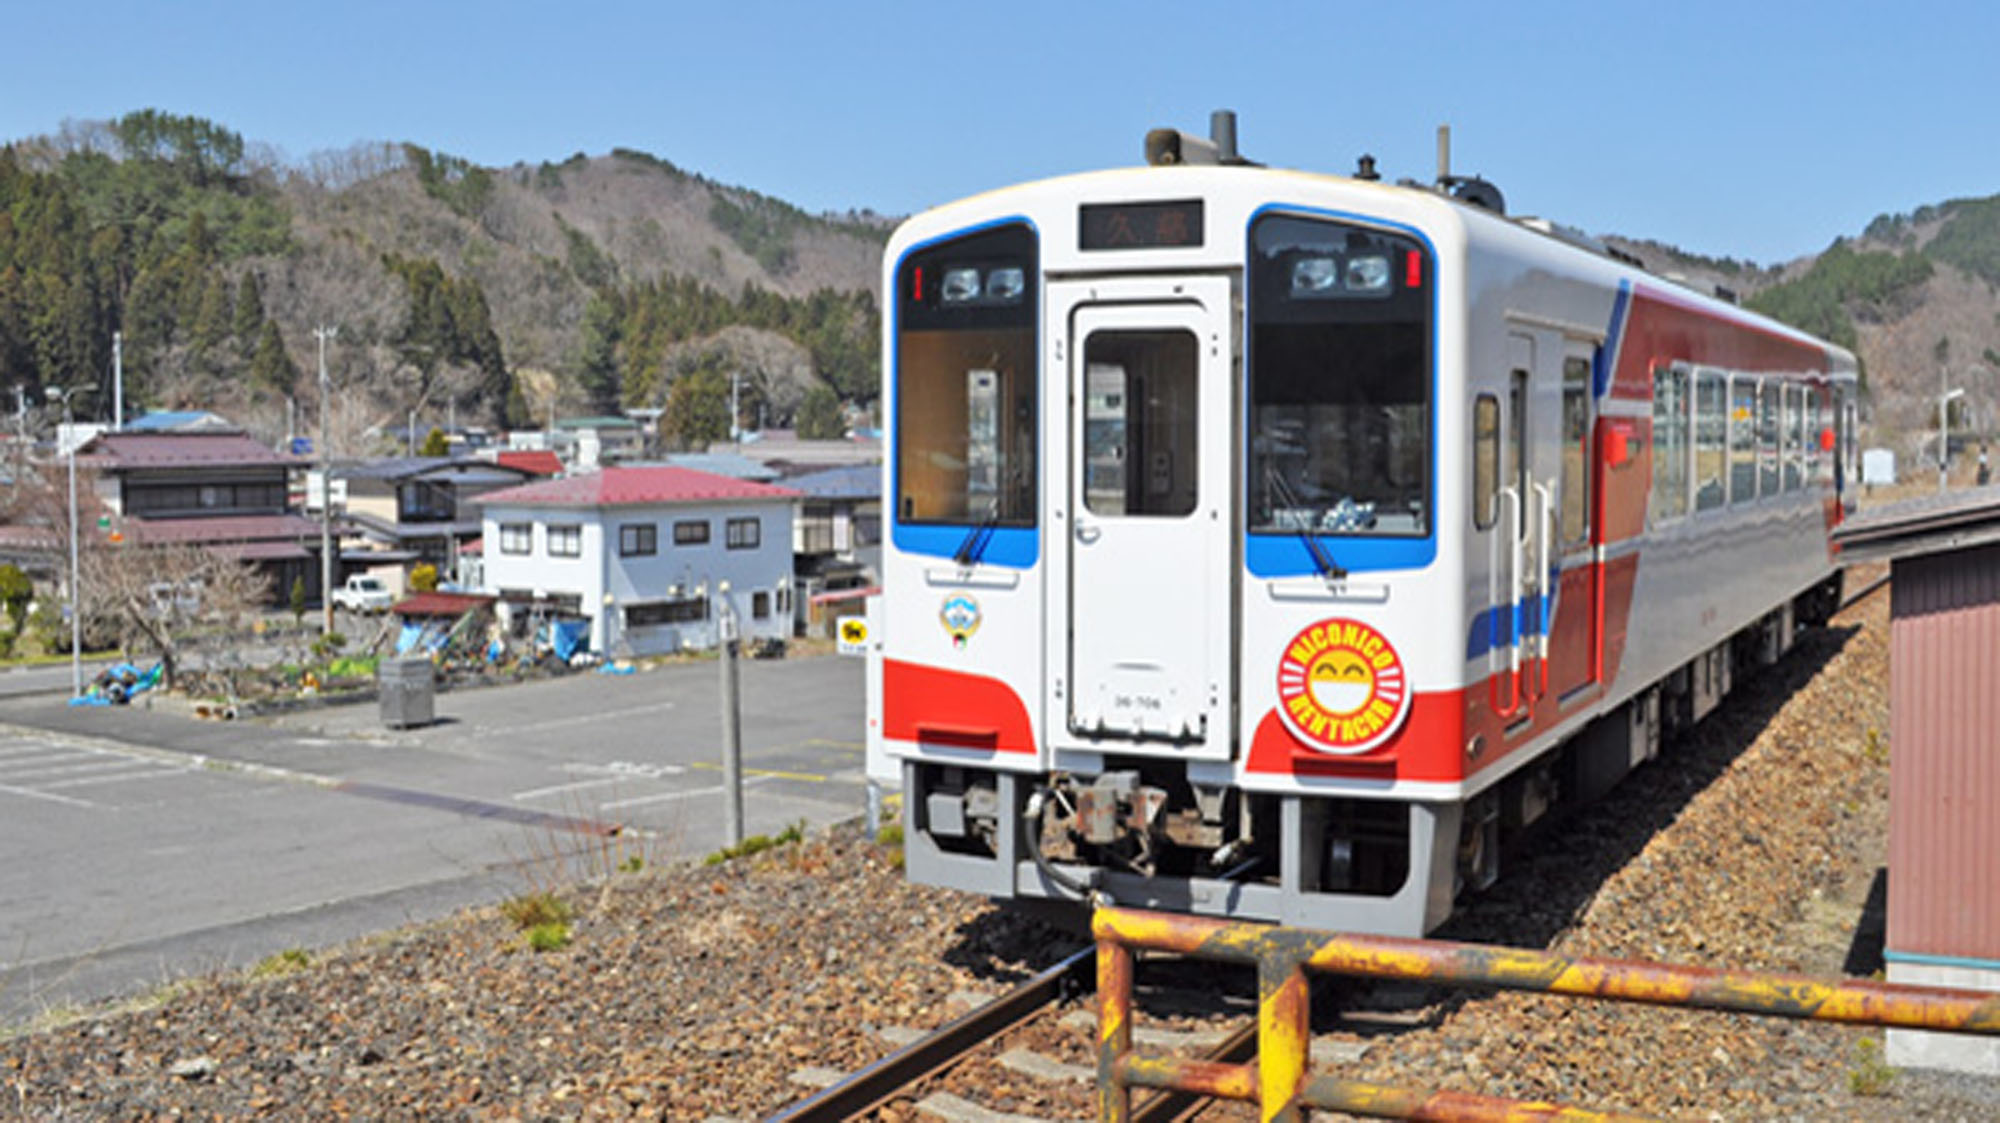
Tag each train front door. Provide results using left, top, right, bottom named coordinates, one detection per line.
left=1047, top=277, right=1232, bottom=760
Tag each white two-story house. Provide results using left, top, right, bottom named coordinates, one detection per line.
left=474, top=465, right=797, bottom=657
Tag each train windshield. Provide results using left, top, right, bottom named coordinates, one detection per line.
left=894, top=223, right=1038, bottom=528
left=1248, top=214, right=1431, bottom=538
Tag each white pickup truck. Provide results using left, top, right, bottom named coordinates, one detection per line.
left=331, top=575, right=395, bottom=614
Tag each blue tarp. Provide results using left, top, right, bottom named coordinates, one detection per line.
left=68, top=661, right=162, bottom=706
left=549, top=619, right=590, bottom=661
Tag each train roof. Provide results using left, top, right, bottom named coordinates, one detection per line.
left=897, top=115, right=1857, bottom=374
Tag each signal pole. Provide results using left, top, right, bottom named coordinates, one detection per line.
left=314, top=325, right=338, bottom=632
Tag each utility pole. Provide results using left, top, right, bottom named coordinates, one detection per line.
left=112, top=332, right=123, bottom=431
left=717, top=580, right=744, bottom=847
left=314, top=325, right=338, bottom=633
left=47, top=387, right=83, bottom=697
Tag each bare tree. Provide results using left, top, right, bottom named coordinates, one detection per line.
left=76, top=540, right=271, bottom=692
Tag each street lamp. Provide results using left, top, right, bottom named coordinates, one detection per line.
left=46, top=386, right=86, bottom=697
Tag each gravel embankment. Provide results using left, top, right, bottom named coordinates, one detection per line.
left=5, top=584, right=1998, bottom=1120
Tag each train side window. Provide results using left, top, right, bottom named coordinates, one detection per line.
left=1694, top=368, right=1726, bottom=512
left=1784, top=384, right=1804, bottom=492
left=1649, top=364, right=1689, bottom=523
left=1473, top=394, right=1498, bottom=530
left=1559, top=354, right=1591, bottom=550
left=1758, top=381, right=1781, bottom=496
left=1729, top=374, right=1758, bottom=503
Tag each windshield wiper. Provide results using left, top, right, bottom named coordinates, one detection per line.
left=955, top=501, right=1001, bottom=567
left=1265, top=467, right=1348, bottom=581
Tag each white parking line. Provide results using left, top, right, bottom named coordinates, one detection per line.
left=597, top=777, right=768, bottom=811
left=512, top=776, right=628, bottom=802
left=0, top=751, right=78, bottom=771
left=41, top=766, right=187, bottom=790
left=480, top=700, right=678, bottom=737
left=0, top=780, right=95, bottom=808
left=0, top=757, right=147, bottom=781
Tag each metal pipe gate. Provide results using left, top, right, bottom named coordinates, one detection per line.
left=1094, top=907, right=2000, bottom=1122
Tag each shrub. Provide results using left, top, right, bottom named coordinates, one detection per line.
left=500, top=891, right=572, bottom=931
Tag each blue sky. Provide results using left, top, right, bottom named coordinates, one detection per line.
left=5, top=1, right=1994, bottom=266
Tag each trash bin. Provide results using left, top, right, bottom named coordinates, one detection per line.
left=378, top=656, right=435, bottom=729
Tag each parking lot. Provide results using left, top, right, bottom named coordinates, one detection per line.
left=0, top=653, right=867, bottom=1024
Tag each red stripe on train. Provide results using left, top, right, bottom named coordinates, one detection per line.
left=882, top=659, right=1037, bottom=754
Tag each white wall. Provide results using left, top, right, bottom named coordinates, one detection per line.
left=481, top=498, right=794, bottom=657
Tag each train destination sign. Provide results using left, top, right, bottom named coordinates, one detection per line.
left=1079, top=199, right=1204, bottom=251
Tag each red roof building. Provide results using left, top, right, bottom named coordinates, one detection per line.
left=475, top=465, right=798, bottom=508
left=493, top=450, right=564, bottom=477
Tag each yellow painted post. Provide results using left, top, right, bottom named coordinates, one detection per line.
left=1098, top=936, right=1135, bottom=1123
left=1259, top=953, right=1310, bottom=1122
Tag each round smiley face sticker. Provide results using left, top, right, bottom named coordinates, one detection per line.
left=1276, top=618, right=1411, bottom=754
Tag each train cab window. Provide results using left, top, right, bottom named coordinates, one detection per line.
left=1729, top=375, right=1758, bottom=503
left=1650, top=364, right=1689, bottom=523
left=1758, top=382, right=1782, bottom=496
left=1473, top=394, right=1499, bottom=531
left=1081, top=331, right=1199, bottom=517
left=1694, top=369, right=1727, bottom=512
left=895, top=223, right=1038, bottom=528
left=1248, top=214, right=1431, bottom=537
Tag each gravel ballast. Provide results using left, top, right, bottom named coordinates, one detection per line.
left=4, top=586, right=1998, bottom=1120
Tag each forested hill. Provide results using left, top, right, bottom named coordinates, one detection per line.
left=0, top=111, right=887, bottom=453
left=5, top=110, right=1998, bottom=457
left=1608, top=196, right=2000, bottom=454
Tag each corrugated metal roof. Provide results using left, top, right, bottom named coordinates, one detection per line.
left=126, top=513, right=322, bottom=544
left=1833, top=487, right=2000, bottom=563
left=473, top=466, right=797, bottom=509
left=79, top=431, right=298, bottom=469
left=393, top=590, right=497, bottom=617
left=494, top=450, right=563, bottom=477
left=788, top=464, right=882, bottom=499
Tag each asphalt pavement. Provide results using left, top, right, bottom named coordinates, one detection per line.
left=0, top=651, right=868, bottom=1026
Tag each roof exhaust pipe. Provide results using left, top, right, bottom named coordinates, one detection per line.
left=1146, top=109, right=1259, bottom=167
left=1433, top=122, right=1506, bottom=215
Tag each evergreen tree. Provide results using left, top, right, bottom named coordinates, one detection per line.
left=189, top=271, right=231, bottom=357
left=661, top=365, right=730, bottom=450
left=419, top=427, right=450, bottom=457
left=232, top=271, right=264, bottom=351
left=795, top=383, right=845, bottom=439
left=248, top=320, right=297, bottom=393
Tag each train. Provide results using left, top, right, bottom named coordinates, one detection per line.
left=863, top=114, right=1857, bottom=937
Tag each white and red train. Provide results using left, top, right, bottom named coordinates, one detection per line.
left=866, top=116, right=1857, bottom=936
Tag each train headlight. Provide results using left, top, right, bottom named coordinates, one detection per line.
left=1290, top=256, right=1338, bottom=295
left=1344, top=254, right=1391, bottom=292
left=985, top=267, right=1026, bottom=302
left=941, top=268, right=982, bottom=303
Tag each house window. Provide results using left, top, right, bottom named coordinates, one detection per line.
left=726, top=517, right=760, bottom=550
left=619, top=523, right=657, bottom=556
left=549, top=524, right=582, bottom=557
left=752, top=591, right=771, bottom=619
left=625, top=598, right=708, bottom=627
left=674, top=519, right=710, bottom=546
left=499, top=523, right=532, bottom=555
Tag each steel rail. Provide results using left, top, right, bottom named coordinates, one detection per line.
left=1841, top=568, right=1890, bottom=609
left=768, top=945, right=1095, bottom=1121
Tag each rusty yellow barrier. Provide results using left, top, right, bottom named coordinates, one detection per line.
left=1094, top=907, right=2000, bottom=1122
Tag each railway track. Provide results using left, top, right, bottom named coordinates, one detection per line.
left=772, top=565, right=1891, bottom=1122
left=770, top=943, right=1257, bottom=1122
